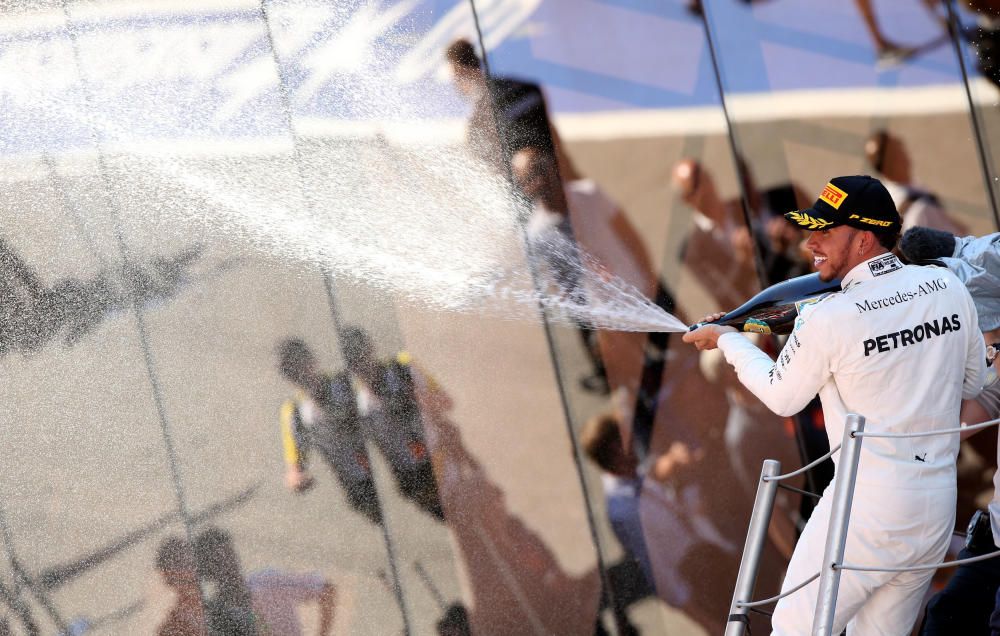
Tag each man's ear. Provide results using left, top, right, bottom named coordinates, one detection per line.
left=859, top=230, right=875, bottom=254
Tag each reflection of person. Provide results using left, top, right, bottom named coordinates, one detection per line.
left=735, top=157, right=813, bottom=284
left=865, top=129, right=969, bottom=235
left=338, top=327, right=444, bottom=521
left=853, top=0, right=919, bottom=65
left=511, top=145, right=610, bottom=395
left=278, top=338, right=383, bottom=525
left=155, top=537, right=205, bottom=636
left=195, top=527, right=336, bottom=636
left=419, top=413, right=601, bottom=635
left=277, top=333, right=444, bottom=524
left=672, top=159, right=760, bottom=310
left=685, top=175, right=985, bottom=633
left=513, top=144, right=674, bottom=418
left=580, top=413, right=655, bottom=588
left=445, top=38, right=578, bottom=179
left=435, top=603, right=471, bottom=636
left=193, top=528, right=257, bottom=635
left=698, top=342, right=799, bottom=558
left=581, top=410, right=743, bottom=634
left=579, top=413, right=654, bottom=635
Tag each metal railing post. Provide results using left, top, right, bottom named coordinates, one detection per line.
left=726, top=459, right=781, bottom=635
left=812, top=413, right=866, bottom=636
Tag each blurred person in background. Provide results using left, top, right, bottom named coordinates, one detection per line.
left=579, top=409, right=741, bottom=634
left=673, top=158, right=760, bottom=311
left=865, top=129, right=969, bottom=236
left=277, top=338, right=384, bottom=525
left=445, top=38, right=578, bottom=180
left=579, top=412, right=654, bottom=636
left=195, top=527, right=336, bottom=636
left=193, top=528, right=257, bottom=635
left=672, top=157, right=812, bottom=302
left=155, top=536, right=204, bottom=636
left=698, top=342, right=801, bottom=555
left=512, top=144, right=676, bottom=444
left=675, top=157, right=832, bottom=524
left=276, top=332, right=444, bottom=524
left=337, top=327, right=444, bottom=521
left=854, top=0, right=921, bottom=65
left=435, top=604, right=471, bottom=636
left=510, top=143, right=612, bottom=395
left=673, top=158, right=813, bottom=291
left=735, top=157, right=813, bottom=283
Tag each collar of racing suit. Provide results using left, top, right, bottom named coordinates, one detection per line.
left=841, top=252, right=904, bottom=290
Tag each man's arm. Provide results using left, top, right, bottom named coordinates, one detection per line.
left=280, top=401, right=313, bottom=492
left=685, top=305, right=832, bottom=416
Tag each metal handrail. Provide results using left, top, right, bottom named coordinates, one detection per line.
left=735, top=572, right=820, bottom=609
left=726, top=411, right=1000, bottom=636
left=838, top=549, right=1000, bottom=573
left=853, top=416, right=1000, bottom=439
left=763, top=443, right=841, bottom=482
left=725, top=460, right=781, bottom=635
left=778, top=483, right=822, bottom=500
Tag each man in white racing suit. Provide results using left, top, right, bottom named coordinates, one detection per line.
left=684, top=175, right=985, bottom=634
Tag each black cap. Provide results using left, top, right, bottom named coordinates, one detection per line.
left=785, top=175, right=900, bottom=232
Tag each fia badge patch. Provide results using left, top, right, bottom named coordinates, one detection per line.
left=868, top=254, right=902, bottom=277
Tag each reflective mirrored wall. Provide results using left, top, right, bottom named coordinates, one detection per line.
left=0, top=1, right=997, bottom=635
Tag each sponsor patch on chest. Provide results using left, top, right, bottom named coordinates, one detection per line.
left=863, top=313, right=961, bottom=356
left=854, top=278, right=948, bottom=313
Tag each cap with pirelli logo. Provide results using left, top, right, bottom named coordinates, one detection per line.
left=784, top=175, right=901, bottom=233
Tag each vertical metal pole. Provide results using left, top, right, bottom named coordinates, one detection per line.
left=695, top=1, right=770, bottom=290
left=57, top=3, right=208, bottom=623
left=725, top=459, right=781, bottom=636
left=812, top=413, right=866, bottom=636
left=944, top=0, right=1000, bottom=230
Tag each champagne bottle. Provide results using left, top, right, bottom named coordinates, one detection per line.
left=689, top=272, right=842, bottom=335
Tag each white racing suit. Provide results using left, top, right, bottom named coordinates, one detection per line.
left=718, top=253, right=985, bottom=634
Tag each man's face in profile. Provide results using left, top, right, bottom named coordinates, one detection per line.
left=805, top=225, right=862, bottom=282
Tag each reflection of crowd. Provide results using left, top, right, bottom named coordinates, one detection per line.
left=179, top=33, right=1000, bottom=636
left=276, top=330, right=443, bottom=526
left=443, top=34, right=811, bottom=633
left=155, top=527, right=335, bottom=636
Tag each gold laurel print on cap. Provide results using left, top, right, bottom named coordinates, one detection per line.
left=787, top=210, right=833, bottom=230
